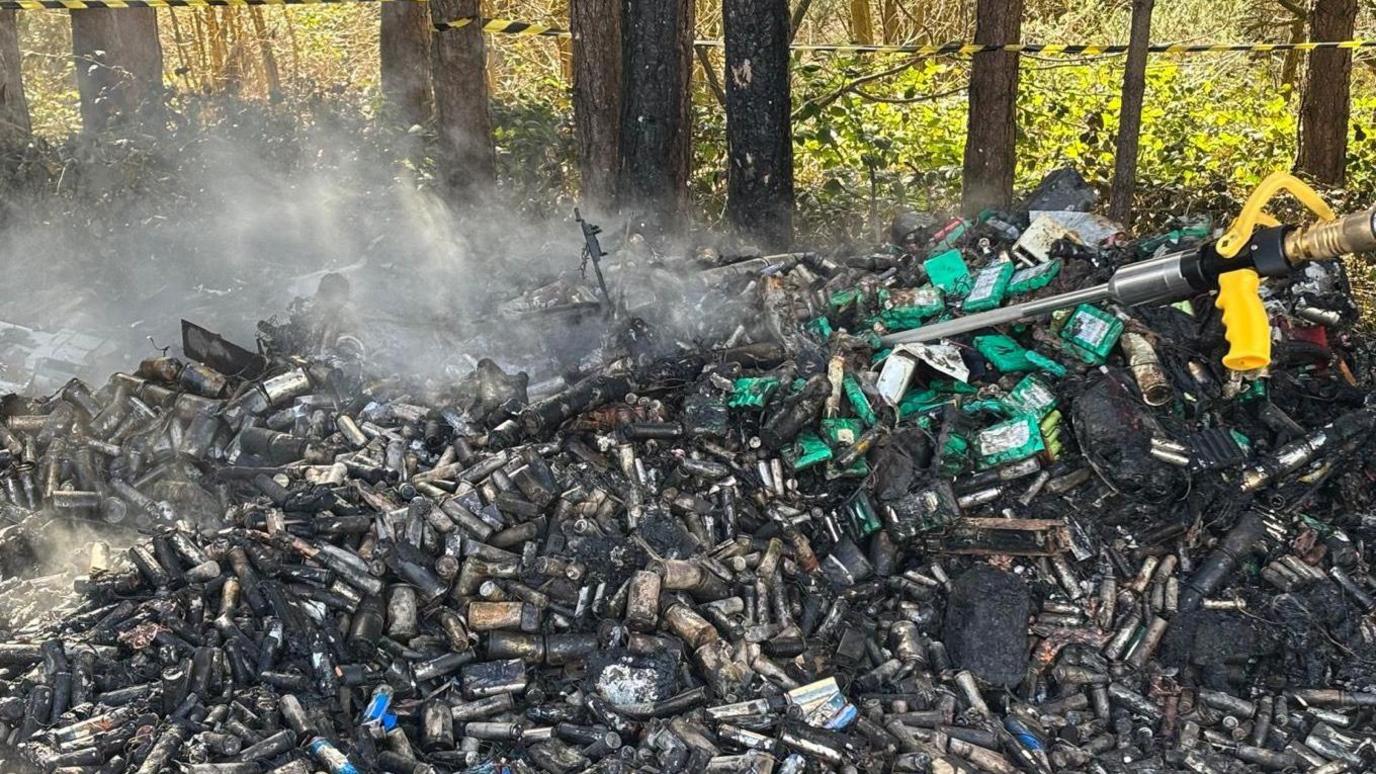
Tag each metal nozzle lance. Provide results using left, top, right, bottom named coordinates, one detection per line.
left=1284, top=207, right=1376, bottom=264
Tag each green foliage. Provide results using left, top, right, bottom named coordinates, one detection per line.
left=492, top=82, right=578, bottom=209
left=777, top=55, right=1376, bottom=240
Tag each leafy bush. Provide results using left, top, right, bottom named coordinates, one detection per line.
left=783, top=56, right=1376, bottom=240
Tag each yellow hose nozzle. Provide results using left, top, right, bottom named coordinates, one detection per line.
left=1216, top=269, right=1270, bottom=371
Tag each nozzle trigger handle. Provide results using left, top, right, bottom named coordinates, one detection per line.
left=1215, top=269, right=1270, bottom=371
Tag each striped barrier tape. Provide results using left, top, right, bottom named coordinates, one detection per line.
left=435, top=15, right=565, bottom=34
left=442, top=17, right=1376, bottom=57
left=4, top=2, right=1374, bottom=60
left=2, top=0, right=413, bottom=7
left=784, top=39, right=1376, bottom=55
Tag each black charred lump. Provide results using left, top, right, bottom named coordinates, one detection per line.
left=943, top=564, right=1030, bottom=687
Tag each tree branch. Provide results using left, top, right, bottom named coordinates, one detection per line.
left=695, top=45, right=727, bottom=108
left=1275, top=0, right=1307, bottom=18
left=852, top=84, right=968, bottom=103
left=792, top=56, right=921, bottom=120
left=790, top=0, right=814, bottom=41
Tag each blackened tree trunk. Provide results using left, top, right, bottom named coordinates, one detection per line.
left=430, top=0, right=496, bottom=198
left=960, top=0, right=1023, bottom=214
left=1108, top=0, right=1154, bottom=224
left=724, top=0, right=792, bottom=249
left=617, top=0, right=693, bottom=229
left=0, top=9, right=30, bottom=144
left=1295, top=0, right=1357, bottom=185
left=382, top=2, right=433, bottom=127
left=571, top=0, right=621, bottom=208
left=70, top=8, right=165, bottom=135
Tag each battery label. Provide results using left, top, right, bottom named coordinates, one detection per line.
left=963, top=261, right=1014, bottom=312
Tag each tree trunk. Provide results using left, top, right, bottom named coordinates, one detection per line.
left=70, top=8, right=165, bottom=135
left=617, top=0, right=694, bottom=230
left=1280, top=15, right=1305, bottom=87
left=880, top=0, right=900, bottom=44
left=1295, top=0, right=1357, bottom=186
left=0, top=9, right=30, bottom=144
left=849, top=0, right=873, bottom=44
left=1107, top=0, right=1153, bottom=225
left=381, top=0, right=433, bottom=127
left=571, top=0, right=621, bottom=208
left=960, top=0, right=1022, bottom=214
left=724, top=0, right=792, bottom=249
left=430, top=0, right=496, bottom=199
left=248, top=7, right=281, bottom=99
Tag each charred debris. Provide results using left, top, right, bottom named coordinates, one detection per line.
left=1, top=171, right=1375, bottom=774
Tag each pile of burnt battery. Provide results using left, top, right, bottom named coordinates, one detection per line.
left=2, top=174, right=1376, bottom=774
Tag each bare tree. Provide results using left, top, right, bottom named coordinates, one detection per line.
left=429, top=0, right=496, bottom=198
left=725, top=0, right=793, bottom=249
left=0, top=9, right=30, bottom=144
left=960, top=0, right=1023, bottom=213
left=571, top=0, right=622, bottom=208
left=1295, top=0, right=1358, bottom=185
left=1108, top=0, right=1154, bottom=224
left=617, top=0, right=694, bottom=229
left=70, top=8, right=165, bottom=134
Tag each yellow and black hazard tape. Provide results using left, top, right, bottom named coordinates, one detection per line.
left=1, top=0, right=415, bottom=7
left=4, top=0, right=1374, bottom=61
left=435, top=15, right=567, bottom=35
left=437, top=16, right=1376, bottom=57
left=783, top=39, right=1376, bottom=55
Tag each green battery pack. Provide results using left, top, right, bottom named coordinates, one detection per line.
left=788, top=432, right=834, bottom=471
left=962, top=260, right=1015, bottom=313
left=844, top=374, right=877, bottom=426
left=873, top=286, right=945, bottom=332
left=806, top=316, right=834, bottom=339
left=873, top=307, right=935, bottom=333
left=923, top=249, right=973, bottom=298
left=821, top=417, right=864, bottom=446
left=728, top=377, right=780, bottom=408
left=828, top=287, right=863, bottom=312
left=847, top=494, right=884, bottom=536
left=961, top=398, right=1009, bottom=416
left=1025, top=350, right=1067, bottom=378
left=819, top=418, right=870, bottom=477
left=881, top=286, right=945, bottom=315
left=1007, top=259, right=1062, bottom=295
left=1060, top=304, right=1125, bottom=364
left=1136, top=220, right=1212, bottom=257
left=974, top=414, right=1046, bottom=469
left=940, top=434, right=970, bottom=476
left=974, top=334, right=1034, bottom=373
left=1002, top=374, right=1058, bottom=418
left=898, top=389, right=952, bottom=418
